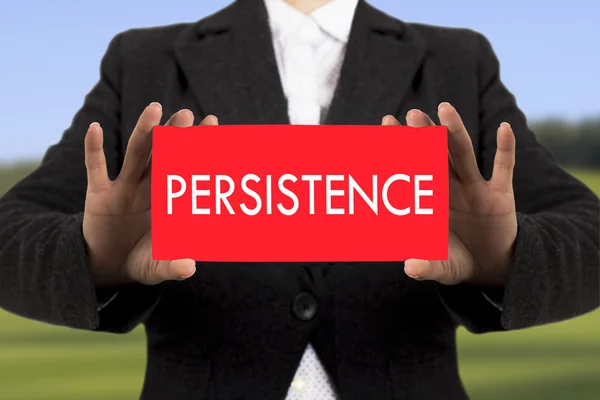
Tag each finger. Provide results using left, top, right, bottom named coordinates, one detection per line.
left=200, top=114, right=219, bottom=126
left=491, top=122, right=516, bottom=191
left=84, top=122, right=110, bottom=193
left=141, top=109, right=197, bottom=182
left=405, top=109, right=459, bottom=182
left=141, top=113, right=219, bottom=184
left=382, top=115, right=400, bottom=126
left=167, top=109, right=195, bottom=127
left=438, top=103, right=482, bottom=185
left=119, top=103, right=162, bottom=184
left=406, top=109, right=434, bottom=127
left=119, top=102, right=163, bottom=184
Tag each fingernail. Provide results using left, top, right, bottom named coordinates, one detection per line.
left=89, top=122, right=100, bottom=129
left=404, top=265, right=418, bottom=278
left=407, top=109, right=422, bottom=116
left=438, top=102, right=451, bottom=110
left=149, top=102, right=162, bottom=110
left=178, top=267, right=196, bottom=280
left=501, top=122, right=511, bottom=128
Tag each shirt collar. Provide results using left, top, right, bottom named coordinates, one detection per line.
left=264, top=0, right=359, bottom=44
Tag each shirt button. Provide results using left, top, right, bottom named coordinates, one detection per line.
left=292, top=292, right=319, bottom=321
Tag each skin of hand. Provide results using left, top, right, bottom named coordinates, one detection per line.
left=382, top=102, right=518, bottom=287
left=83, top=102, right=219, bottom=287
left=84, top=101, right=515, bottom=288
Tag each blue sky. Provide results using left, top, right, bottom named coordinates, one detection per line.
left=0, top=0, right=597, bottom=162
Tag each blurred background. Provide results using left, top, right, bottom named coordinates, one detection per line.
left=0, top=0, right=599, bottom=399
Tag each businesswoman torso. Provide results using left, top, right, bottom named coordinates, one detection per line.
left=0, top=0, right=597, bottom=399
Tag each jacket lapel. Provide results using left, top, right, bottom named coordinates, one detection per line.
left=174, top=0, right=426, bottom=126
left=174, top=0, right=289, bottom=125
left=324, top=0, right=427, bottom=125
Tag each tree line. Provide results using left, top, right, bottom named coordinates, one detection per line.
left=532, top=116, right=600, bottom=168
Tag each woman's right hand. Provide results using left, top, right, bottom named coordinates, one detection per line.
left=82, top=102, right=218, bottom=286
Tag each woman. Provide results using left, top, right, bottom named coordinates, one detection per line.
left=0, top=0, right=597, bottom=399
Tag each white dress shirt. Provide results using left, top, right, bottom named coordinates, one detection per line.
left=263, top=0, right=358, bottom=398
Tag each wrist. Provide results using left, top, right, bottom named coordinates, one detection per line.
left=467, top=255, right=511, bottom=287
left=91, top=267, right=134, bottom=288
left=84, top=243, right=135, bottom=288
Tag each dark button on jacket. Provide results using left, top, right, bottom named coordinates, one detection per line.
left=293, top=292, right=319, bottom=321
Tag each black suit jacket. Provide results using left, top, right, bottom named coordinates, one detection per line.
left=0, top=0, right=598, bottom=399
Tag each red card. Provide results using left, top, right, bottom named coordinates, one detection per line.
left=151, top=125, right=448, bottom=262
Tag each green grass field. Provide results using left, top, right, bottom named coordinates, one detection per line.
left=0, top=165, right=598, bottom=400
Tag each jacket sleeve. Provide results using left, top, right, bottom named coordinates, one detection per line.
left=436, top=31, right=600, bottom=333
left=0, top=31, right=162, bottom=334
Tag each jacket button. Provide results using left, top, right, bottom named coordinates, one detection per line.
left=292, top=292, right=318, bottom=321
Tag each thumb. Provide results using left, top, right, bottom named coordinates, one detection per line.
left=404, top=259, right=453, bottom=283
left=145, top=259, right=197, bottom=284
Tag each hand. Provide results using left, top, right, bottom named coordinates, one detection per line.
left=83, top=102, right=218, bottom=286
left=382, top=102, right=517, bottom=286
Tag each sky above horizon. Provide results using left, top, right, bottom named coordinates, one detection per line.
left=0, top=0, right=598, bottom=162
